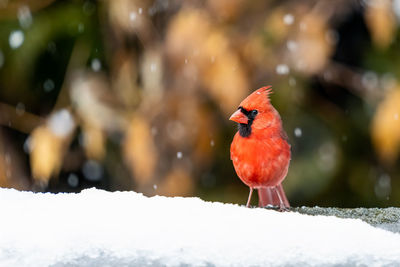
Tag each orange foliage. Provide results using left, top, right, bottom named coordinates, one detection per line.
left=365, top=0, right=396, bottom=49
left=371, top=87, right=400, bottom=165
left=123, top=115, right=158, bottom=186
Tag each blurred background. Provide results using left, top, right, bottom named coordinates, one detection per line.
left=0, top=0, right=399, bottom=208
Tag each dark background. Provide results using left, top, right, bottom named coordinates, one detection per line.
left=0, top=0, right=399, bottom=208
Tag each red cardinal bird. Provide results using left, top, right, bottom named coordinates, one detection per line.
left=230, top=86, right=291, bottom=210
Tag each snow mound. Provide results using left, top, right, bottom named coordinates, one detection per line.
left=0, top=188, right=399, bottom=266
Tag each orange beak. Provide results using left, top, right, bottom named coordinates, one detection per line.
left=229, top=109, right=248, bottom=124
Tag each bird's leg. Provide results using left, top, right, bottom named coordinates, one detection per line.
left=246, top=187, right=254, bottom=207
left=258, top=187, right=275, bottom=207
left=275, top=183, right=290, bottom=208
left=274, top=186, right=289, bottom=212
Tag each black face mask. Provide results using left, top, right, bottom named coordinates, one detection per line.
left=237, top=107, right=258, bottom=138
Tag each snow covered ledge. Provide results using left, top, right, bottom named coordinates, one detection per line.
left=0, top=188, right=400, bottom=266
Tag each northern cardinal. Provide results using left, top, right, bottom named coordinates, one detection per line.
left=229, top=86, right=291, bottom=210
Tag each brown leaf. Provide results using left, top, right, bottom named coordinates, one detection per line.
left=289, top=13, right=333, bottom=74
left=123, top=115, right=157, bottom=185
left=371, top=87, right=400, bottom=164
left=263, top=9, right=291, bottom=42
left=166, top=9, right=248, bottom=115
left=29, top=109, right=75, bottom=185
left=158, top=166, right=194, bottom=197
left=192, top=109, right=218, bottom=167
left=140, top=47, right=164, bottom=106
left=166, top=10, right=210, bottom=69
left=70, top=71, right=127, bottom=133
left=108, top=0, right=152, bottom=42
left=30, top=126, right=63, bottom=184
left=0, top=130, right=30, bottom=189
left=111, top=52, right=140, bottom=108
left=207, top=0, right=245, bottom=21
left=365, top=0, right=396, bottom=49
left=81, top=122, right=106, bottom=161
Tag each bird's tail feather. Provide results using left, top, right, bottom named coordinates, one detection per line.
left=258, top=184, right=290, bottom=208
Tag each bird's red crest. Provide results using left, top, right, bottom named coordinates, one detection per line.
left=239, top=86, right=273, bottom=111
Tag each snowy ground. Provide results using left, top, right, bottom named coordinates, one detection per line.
left=0, top=188, right=399, bottom=266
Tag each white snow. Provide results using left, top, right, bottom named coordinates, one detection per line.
left=0, top=188, right=399, bottom=266
left=15, top=102, right=25, bottom=116
left=375, top=174, right=391, bottom=199
left=43, top=78, right=55, bottom=92
left=276, top=64, right=289, bottom=75
left=82, top=160, right=103, bottom=181
left=91, top=58, right=101, bottom=72
left=17, top=5, right=32, bottom=29
left=130, top=12, right=137, bottom=21
left=286, top=40, right=298, bottom=52
left=294, top=127, right=302, bottom=137
left=210, top=140, right=215, bottom=147
left=78, top=23, right=85, bottom=33
left=9, top=30, right=24, bottom=49
left=361, top=71, right=378, bottom=91
left=47, top=109, right=75, bottom=138
left=67, top=173, right=79, bottom=188
left=283, top=14, right=294, bottom=25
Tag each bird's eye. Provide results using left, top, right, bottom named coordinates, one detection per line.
left=251, top=110, right=258, bottom=116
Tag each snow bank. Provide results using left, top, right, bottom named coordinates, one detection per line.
left=0, top=188, right=399, bottom=266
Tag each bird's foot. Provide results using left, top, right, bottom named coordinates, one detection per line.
left=278, top=203, right=290, bottom=212
left=278, top=207, right=290, bottom=212
left=259, top=203, right=290, bottom=212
